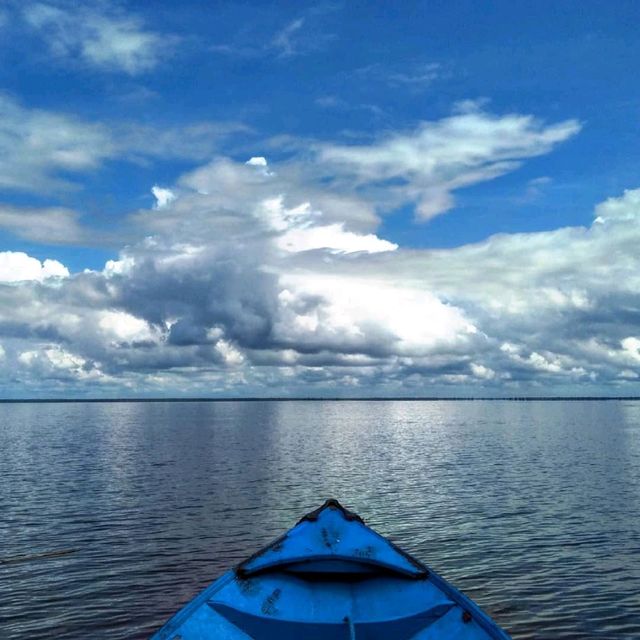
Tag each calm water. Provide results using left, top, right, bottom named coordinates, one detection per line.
left=1, top=400, right=639, bottom=639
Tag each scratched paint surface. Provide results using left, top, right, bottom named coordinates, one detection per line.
left=1, top=400, right=639, bottom=639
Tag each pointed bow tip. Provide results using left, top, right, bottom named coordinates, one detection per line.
left=297, top=498, right=365, bottom=524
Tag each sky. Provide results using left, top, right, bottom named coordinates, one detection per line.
left=1, top=0, right=640, bottom=397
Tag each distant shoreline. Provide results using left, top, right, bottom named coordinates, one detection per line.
left=1, top=397, right=639, bottom=403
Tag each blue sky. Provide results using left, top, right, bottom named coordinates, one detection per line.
left=1, top=1, right=640, bottom=396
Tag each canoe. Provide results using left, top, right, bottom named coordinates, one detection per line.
left=151, top=499, right=511, bottom=639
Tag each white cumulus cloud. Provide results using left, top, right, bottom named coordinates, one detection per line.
left=152, top=185, right=176, bottom=210
left=0, top=252, right=69, bottom=283
left=4, top=107, right=640, bottom=396
left=246, top=156, right=268, bottom=167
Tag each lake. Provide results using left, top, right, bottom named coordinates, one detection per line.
left=1, top=400, right=639, bottom=639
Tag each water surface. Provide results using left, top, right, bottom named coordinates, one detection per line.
left=1, top=400, right=639, bottom=639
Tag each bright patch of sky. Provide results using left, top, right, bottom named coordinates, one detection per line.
left=1, top=0, right=640, bottom=396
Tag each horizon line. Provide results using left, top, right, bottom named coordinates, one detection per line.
left=1, top=396, right=640, bottom=403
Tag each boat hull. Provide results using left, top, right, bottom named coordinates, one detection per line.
left=151, top=500, right=511, bottom=639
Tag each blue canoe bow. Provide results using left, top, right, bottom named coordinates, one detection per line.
left=151, top=499, right=511, bottom=639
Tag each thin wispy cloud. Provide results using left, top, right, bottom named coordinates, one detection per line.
left=271, top=17, right=305, bottom=57
left=0, top=95, right=247, bottom=193
left=0, top=94, right=115, bottom=192
left=386, top=62, right=444, bottom=90
left=314, top=95, right=387, bottom=120
left=386, top=63, right=441, bottom=87
left=519, top=176, right=553, bottom=203
left=353, top=61, right=443, bottom=91
left=22, top=1, right=173, bottom=74
left=0, top=205, right=88, bottom=245
left=210, top=11, right=333, bottom=60
left=316, top=107, right=581, bottom=219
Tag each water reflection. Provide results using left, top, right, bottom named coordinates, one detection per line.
left=1, top=400, right=639, bottom=639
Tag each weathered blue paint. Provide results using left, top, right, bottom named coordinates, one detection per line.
left=151, top=500, right=511, bottom=639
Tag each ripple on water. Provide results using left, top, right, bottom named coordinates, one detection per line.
left=1, top=399, right=640, bottom=639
